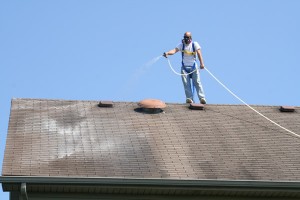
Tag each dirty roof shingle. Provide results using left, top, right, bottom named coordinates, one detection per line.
left=2, top=98, right=300, bottom=181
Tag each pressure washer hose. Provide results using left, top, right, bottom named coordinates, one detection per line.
left=165, top=57, right=300, bottom=139
left=166, top=57, right=197, bottom=76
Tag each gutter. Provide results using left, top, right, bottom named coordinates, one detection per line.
left=1, top=176, right=300, bottom=190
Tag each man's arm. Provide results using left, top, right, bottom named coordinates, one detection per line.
left=196, top=49, right=205, bottom=69
left=163, top=48, right=179, bottom=58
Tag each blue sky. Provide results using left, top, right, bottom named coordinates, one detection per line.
left=1, top=0, right=300, bottom=199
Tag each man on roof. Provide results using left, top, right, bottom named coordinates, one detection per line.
left=163, top=32, right=206, bottom=104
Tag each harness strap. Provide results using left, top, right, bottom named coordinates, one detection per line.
left=182, top=42, right=197, bottom=101
left=182, top=42, right=196, bottom=73
left=181, top=50, right=196, bottom=55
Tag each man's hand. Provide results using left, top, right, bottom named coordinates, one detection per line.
left=200, top=65, right=205, bottom=69
left=163, top=52, right=168, bottom=58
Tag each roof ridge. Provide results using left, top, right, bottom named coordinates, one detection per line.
left=10, top=98, right=299, bottom=108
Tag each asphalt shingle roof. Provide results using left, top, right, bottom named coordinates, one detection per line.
left=2, top=98, right=300, bottom=181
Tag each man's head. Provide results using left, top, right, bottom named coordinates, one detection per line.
left=183, top=32, right=192, bottom=44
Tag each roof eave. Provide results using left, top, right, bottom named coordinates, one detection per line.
left=1, top=176, right=300, bottom=189
left=2, top=176, right=300, bottom=198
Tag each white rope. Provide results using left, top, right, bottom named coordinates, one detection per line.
left=165, top=58, right=299, bottom=139
left=204, top=67, right=300, bottom=139
left=166, top=58, right=197, bottom=76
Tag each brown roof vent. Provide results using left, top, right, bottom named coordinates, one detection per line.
left=137, top=99, right=166, bottom=114
left=189, top=103, right=205, bottom=110
left=98, top=101, right=113, bottom=107
left=279, top=106, right=295, bottom=112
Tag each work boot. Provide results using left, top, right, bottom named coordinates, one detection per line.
left=186, top=98, right=193, bottom=104
left=200, top=98, right=207, bottom=104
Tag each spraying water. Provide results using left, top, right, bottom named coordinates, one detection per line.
left=144, top=55, right=163, bottom=69
left=120, top=56, right=162, bottom=97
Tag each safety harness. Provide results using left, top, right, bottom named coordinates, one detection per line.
left=181, top=42, right=196, bottom=78
left=181, top=42, right=197, bottom=100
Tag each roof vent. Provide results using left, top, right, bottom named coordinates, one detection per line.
left=137, top=99, right=166, bottom=114
left=98, top=101, right=113, bottom=107
left=279, top=106, right=295, bottom=112
left=189, top=103, right=205, bottom=110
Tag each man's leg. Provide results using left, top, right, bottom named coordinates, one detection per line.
left=192, top=69, right=206, bottom=103
left=181, top=67, right=193, bottom=102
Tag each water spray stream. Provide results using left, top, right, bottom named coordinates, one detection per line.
left=120, top=56, right=162, bottom=97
